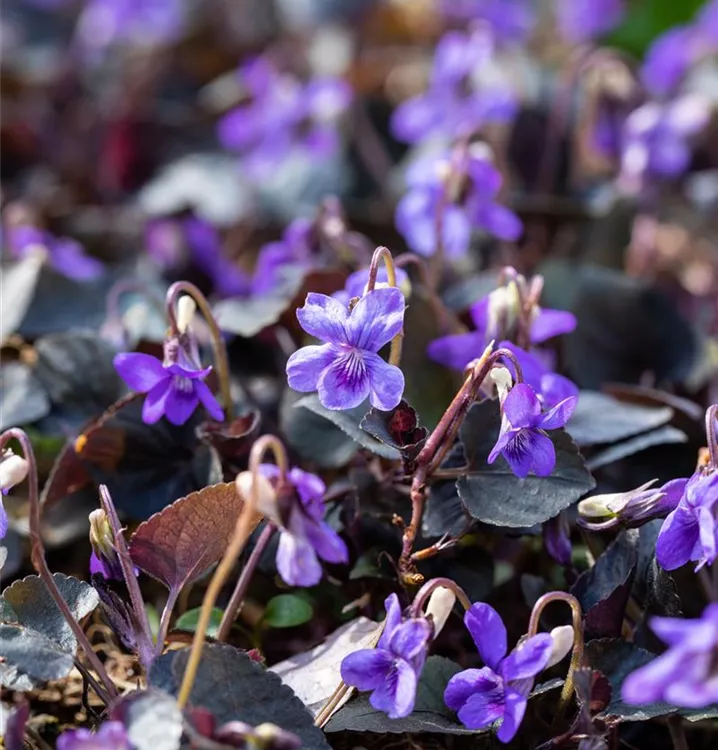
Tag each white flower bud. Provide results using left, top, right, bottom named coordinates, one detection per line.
left=486, top=280, right=521, bottom=340
left=0, top=451, right=29, bottom=492
left=489, top=366, right=513, bottom=402
left=545, top=624, right=575, bottom=668
left=235, top=471, right=278, bottom=521
left=424, top=586, right=456, bottom=637
left=176, top=295, right=197, bottom=334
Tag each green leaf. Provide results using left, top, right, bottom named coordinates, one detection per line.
left=175, top=607, right=224, bottom=638
left=263, top=595, right=313, bottom=629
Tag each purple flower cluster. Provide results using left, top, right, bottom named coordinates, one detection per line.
left=656, top=468, right=718, bottom=572
left=259, top=465, right=348, bottom=587
left=619, top=95, right=711, bottom=193
left=341, top=593, right=433, bottom=718
left=641, top=0, right=718, bottom=96
left=57, top=721, right=129, bottom=750
left=114, top=336, right=223, bottom=426
left=445, top=603, right=553, bottom=742
left=489, top=383, right=577, bottom=478
left=286, top=288, right=405, bottom=412
left=145, top=216, right=305, bottom=299
left=391, top=28, right=517, bottom=145
left=5, top=225, right=103, bottom=281
left=623, top=604, right=718, bottom=708
left=218, top=58, right=351, bottom=177
left=396, top=145, right=523, bottom=258
left=555, top=0, right=625, bottom=45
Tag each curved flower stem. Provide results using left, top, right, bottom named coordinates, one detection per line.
left=0, top=429, right=118, bottom=702
left=216, top=522, right=277, bottom=643
left=527, top=592, right=584, bottom=718
left=155, top=588, right=180, bottom=659
left=409, top=577, right=472, bottom=615
left=166, top=281, right=234, bottom=421
left=99, top=485, right=155, bottom=667
left=177, top=435, right=288, bottom=709
left=364, top=246, right=403, bottom=367
left=398, top=345, right=523, bottom=581
left=705, top=405, right=718, bottom=470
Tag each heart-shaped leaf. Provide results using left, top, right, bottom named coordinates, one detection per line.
left=0, top=573, right=99, bottom=690
left=586, top=425, right=687, bottom=471
left=149, top=643, right=331, bottom=750
left=570, top=530, right=638, bottom=639
left=129, top=482, right=254, bottom=594
left=280, top=390, right=359, bottom=468
left=42, top=393, right=222, bottom=519
left=567, top=391, right=673, bottom=447
left=263, top=595, right=313, bottom=629
left=456, top=400, right=596, bottom=527
left=270, top=617, right=383, bottom=716
left=33, top=330, right=124, bottom=427
left=294, top=394, right=400, bottom=460
left=0, top=361, right=50, bottom=430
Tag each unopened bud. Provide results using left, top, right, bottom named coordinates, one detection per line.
left=545, top=624, right=575, bottom=668
left=486, top=280, right=521, bottom=340
left=489, top=366, right=513, bottom=402
left=578, top=479, right=676, bottom=527
left=253, top=723, right=301, bottom=750
left=0, top=450, right=29, bottom=494
left=176, top=295, right=197, bottom=334
left=424, top=586, right=456, bottom=637
left=89, top=509, right=123, bottom=580
left=236, top=471, right=278, bottom=521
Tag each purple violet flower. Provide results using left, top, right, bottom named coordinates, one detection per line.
left=444, top=603, right=553, bottom=742
left=439, top=0, right=535, bottom=44
left=619, top=95, right=710, bottom=193
left=217, top=58, right=351, bottom=178
left=259, top=465, right=348, bottom=587
left=426, top=282, right=575, bottom=374
left=332, top=267, right=410, bottom=307
left=286, top=288, right=405, bottom=412
left=556, top=0, right=625, bottom=45
left=622, top=604, right=718, bottom=708
left=488, top=383, right=577, bottom=478
left=641, top=1, right=718, bottom=96
left=396, top=145, right=523, bottom=258
left=655, top=469, right=718, bottom=571
left=5, top=225, right=103, bottom=281
left=497, top=342, right=579, bottom=411
left=341, top=593, right=433, bottom=718
left=57, top=721, right=130, bottom=750
left=113, top=336, right=224, bottom=426
left=391, top=28, right=517, bottom=145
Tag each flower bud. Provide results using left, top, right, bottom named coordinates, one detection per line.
left=578, top=479, right=680, bottom=527
left=0, top=450, right=29, bottom=494
left=545, top=624, right=575, bottom=668
left=253, top=724, right=302, bottom=750
left=424, top=585, right=456, bottom=637
left=89, top=509, right=123, bottom=580
left=235, top=470, right=279, bottom=521
left=486, top=280, right=521, bottom=341
left=176, top=295, right=197, bottom=334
